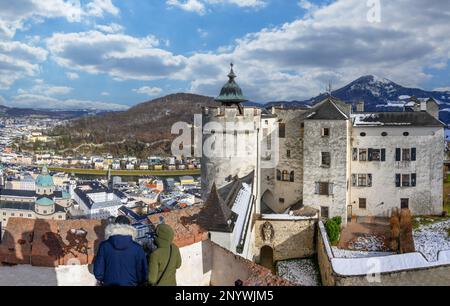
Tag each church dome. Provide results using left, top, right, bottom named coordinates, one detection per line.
left=215, top=64, right=247, bottom=104
left=35, top=165, right=54, bottom=187
left=36, top=196, right=55, bottom=206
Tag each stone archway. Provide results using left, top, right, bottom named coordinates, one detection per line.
left=261, top=190, right=276, bottom=213
left=259, top=245, right=274, bottom=272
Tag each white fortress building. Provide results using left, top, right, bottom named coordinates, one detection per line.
left=200, top=65, right=445, bottom=262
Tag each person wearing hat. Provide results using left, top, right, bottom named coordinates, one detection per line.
left=94, top=215, right=148, bottom=286
left=148, top=223, right=182, bottom=286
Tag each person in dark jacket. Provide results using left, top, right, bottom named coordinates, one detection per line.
left=148, top=223, right=182, bottom=286
left=94, top=216, right=148, bottom=286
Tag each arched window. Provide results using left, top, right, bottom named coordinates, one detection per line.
left=290, top=171, right=295, bottom=182
left=276, top=170, right=282, bottom=181
left=282, top=170, right=289, bottom=181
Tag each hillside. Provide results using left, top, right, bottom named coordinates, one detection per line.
left=50, top=93, right=217, bottom=157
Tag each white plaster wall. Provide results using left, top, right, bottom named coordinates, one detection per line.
left=201, top=107, right=261, bottom=199
left=350, top=126, right=444, bottom=216
left=177, top=241, right=212, bottom=286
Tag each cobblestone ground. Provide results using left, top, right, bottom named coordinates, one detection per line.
left=276, top=258, right=321, bottom=286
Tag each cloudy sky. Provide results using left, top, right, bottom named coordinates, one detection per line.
left=0, top=0, right=449, bottom=110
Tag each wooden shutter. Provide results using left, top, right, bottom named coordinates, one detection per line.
left=395, top=174, right=401, bottom=187
left=367, top=174, right=372, bottom=187
left=368, top=149, right=373, bottom=161
left=351, top=174, right=357, bottom=187
left=352, top=148, right=358, bottom=161
left=395, top=148, right=401, bottom=161
left=315, top=182, right=320, bottom=194
left=328, top=183, right=334, bottom=195
left=411, top=173, right=417, bottom=187
left=411, top=148, right=417, bottom=161
left=381, top=149, right=386, bottom=161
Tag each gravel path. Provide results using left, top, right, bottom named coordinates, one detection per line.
left=277, top=259, right=321, bottom=286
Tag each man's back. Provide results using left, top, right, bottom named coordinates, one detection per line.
left=94, top=223, right=148, bottom=286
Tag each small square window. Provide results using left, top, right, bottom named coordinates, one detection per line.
left=321, top=152, right=331, bottom=167
left=401, top=198, right=409, bottom=209
left=287, top=150, right=291, bottom=158
left=279, top=198, right=285, bottom=204
left=320, top=206, right=329, bottom=219
left=359, top=198, right=367, bottom=209
left=322, top=128, right=330, bottom=137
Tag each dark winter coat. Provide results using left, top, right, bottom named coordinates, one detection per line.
left=94, top=223, right=148, bottom=286
left=148, top=224, right=182, bottom=286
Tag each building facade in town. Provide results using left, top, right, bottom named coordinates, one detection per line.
left=0, top=165, right=70, bottom=226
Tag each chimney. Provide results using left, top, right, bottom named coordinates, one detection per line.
left=271, top=106, right=276, bottom=115
left=420, top=100, right=427, bottom=112
left=356, top=101, right=365, bottom=112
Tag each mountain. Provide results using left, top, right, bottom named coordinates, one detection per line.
left=0, top=104, right=102, bottom=119
left=269, top=75, right=450, bottom=125
left=311, top=75, right=450, bottom=113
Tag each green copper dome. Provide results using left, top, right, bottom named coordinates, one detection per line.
left=215, top=64, right=247, bottom=104
left=36, top=197, right=55, bottom=206
left=36, top=165, right=54, bottom=187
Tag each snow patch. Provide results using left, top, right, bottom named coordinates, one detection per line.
left=277, top=259, right=321, bottom=286
left=413, top=219, right=450, bottom=262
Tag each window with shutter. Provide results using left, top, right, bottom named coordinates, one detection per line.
left=359, top=149, right=367, bottom=161
left=402, top=174, right=410, bottom=187
left=411, top=148, right=416, bottom=161
left=328, top=183, right=334, bottom=195
left=395, top=148, right=401, bottom=161
left=352, top=148, right=358, bottom=161
left=368, top=148, right=373, bottom=161
left=402, top=149, right=411, bottom=161
left=395, top=174, right=401, bottom=187
left=381, top=149, right=386, bottom=161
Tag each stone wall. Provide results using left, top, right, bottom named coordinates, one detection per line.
left=317, top=221, right=450, bottom=286
left=254, top=217, right=317, bottom=262
left=303, top=119, right=351, bottom=222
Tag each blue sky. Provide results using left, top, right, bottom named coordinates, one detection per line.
left=0, top=0, right=449, bottom=110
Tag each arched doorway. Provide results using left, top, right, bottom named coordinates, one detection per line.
left=261, top=190, right=275, bottom=213
left=259, top=245, right=274, bottom=272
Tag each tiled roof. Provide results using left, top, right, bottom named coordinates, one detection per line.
left=305, top=97, right=349, bottom=120
left=352, top=111, right=444, bottom=127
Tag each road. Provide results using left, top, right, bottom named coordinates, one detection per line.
left=48, top=167, right=200, bottom=177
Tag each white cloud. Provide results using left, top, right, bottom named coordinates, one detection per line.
left=18, top=82, right=73, bottom=96
left=66, top=72, right=79, bottom=80
left=167, top=0, right=206, bottom=15
left=101, top=91, right=110, bottom=96
left=133, top=86, right=163, bottom=97
left=8, top=93, right=128, bottom=110
left=166, top=0, right=265, bottom=14
left=0, top=40, right=48, bottom=89
left=0, top=0, right=120, bottom=38
left=434, top=87, right=450, bottom=93
left=94, top=23, right=124, bottom=34
left=179, top=0, right=450, bottom=101
left=46, top=31, right=187, bottom=81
